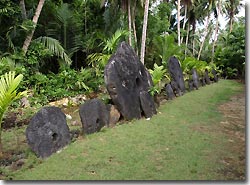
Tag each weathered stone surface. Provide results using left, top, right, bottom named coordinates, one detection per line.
left=107, top=104, right=121, bottom=127
left=191, top=68, right=199, bottom=89
left=212, top=68, right=218, bottom=82
left=139, top=91, right=157, bottom=118
left=26, top=106, right=71, bottom=158
left=165, top=83, right=175, bottom=100
left=204, top=69, right=211, bottom=85
left=145, top=70, right=154, bottom=87
left=170, top=81, right=182, bottom=97
left=104, top=41, right=156, bottom=120
left=79, top=98, right=109, bottom=134
left=188, top=79, right=194, bottom=91
left=200, top=77, right=206, bottom=86
left=168, top=56, right=185, bottom=95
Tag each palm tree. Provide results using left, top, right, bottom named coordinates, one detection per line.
left=140, top=0, right=149, bottom=65
left=180, top=0, right=192, bottom=44
left=197, top=15, right=211, bottom=60
left=179, top=0, right=192, bottom=57
left=131, top=0, right=139, bottom=54
left=46, top=3, right=83, bottom=59
left=19, top=0, right=27, bottom=20
left=177, top=0, right=181, bottom=46
left=197, top=0, right=216, bottom=60
left=225, top=0, right=242, bottom=33
left=102, top=0, right=139, bottom=49
left=22, top=0, right=45, bottom=54
left=185, top=0, right=207, bottom=57
left=128, top=0, right=132, bottom=45
left=211, top=0, right=222, bottom=62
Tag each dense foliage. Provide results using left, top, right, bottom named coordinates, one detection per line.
left=0, top=0, right=245, bottom=106
left=214, top=17, right=245, bottom=78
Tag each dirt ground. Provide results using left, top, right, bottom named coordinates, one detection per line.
left=217, top=91, right=246, bottom=180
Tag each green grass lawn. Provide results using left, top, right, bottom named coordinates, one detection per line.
left=10, top=80, right=244, bottom=180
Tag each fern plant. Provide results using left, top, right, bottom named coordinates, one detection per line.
left=0, top=71, right=26, bottom=156
left=153, top=34, right=183, bottom=66
left=148, top=63, right=168, bottom=96
left=87, top=29, right=128, bottom=79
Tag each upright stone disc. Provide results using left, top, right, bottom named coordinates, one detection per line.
left=26, top=106, right=71, bottom=158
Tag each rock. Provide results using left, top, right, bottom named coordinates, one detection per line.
left=26, top=106, right=71, bottom=158
left=170, top=81, right=182, bottom=97
left=71, top=120, right=80, bottom=126
left=145, top=70, right=154, bottom=87
left=48, top=98, right=69, bottom=107
left=104, top=41, right=156, bottom=120
left=188, top=79, right=194, bottom=91
left=165, top=83, right=175, bottom=100
left=191, top=68, right=199, bottom=89
left=204, top=69, right=211, bottom=85
left=70, top=129, right=81, bottom=140
left=200, top=77, right=206, bottom=86
left=107, top=105, right=121, bottom=127
left=212, top=68, right=218, bottom=82
left=139, top=91, right=157, bottom=118
left=79, top=98, right=109, bottom=134
left=20, top=97, right=30, bottom=108
left=168, top=56, right=185, bottom=95
left=69, top=94, right=87, bottom=106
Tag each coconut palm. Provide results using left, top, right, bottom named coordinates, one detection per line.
left=140, top=0, right=150, bottom=65
left=184, top=0, right=209, bottom=57
left=180, top=0, right=192, bottom=44
left=22, top=0, right=45, bottom=54
left=19, top=0, right=27, bottom=20
left=197, top=0, right=217, bottom=60
left=211, top=0, right=222, bottom=62
left=177, top=0, right=181, bottom=46
left=225, top=0, right=242, bottom=33
left=45, top=3, right=82, bottom=58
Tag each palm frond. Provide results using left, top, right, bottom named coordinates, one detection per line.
left=0, top=71, right=26, bottom=125
left=33, top=36, right=72, bottom=65
left=46, top=3, right=82, bottom=57
left=55, top=3, right=72, bottom=26
left=104, top=29, right=129, bottom=54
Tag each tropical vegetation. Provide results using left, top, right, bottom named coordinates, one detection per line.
left=0, top=0, right=245, bottom=180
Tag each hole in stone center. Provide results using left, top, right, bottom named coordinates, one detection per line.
left=52, top=133, right=58, bottom=141
left=136, top=77, right=141, bottom=87
left=96, top=118, right=100, bottom=124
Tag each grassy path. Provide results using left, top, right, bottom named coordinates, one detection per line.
left=12, top=80, right=244, bottom=180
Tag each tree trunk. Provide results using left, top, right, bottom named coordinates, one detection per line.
left=229, top=17, right=234, bottom=33
left=128, top=0, right=132, bottom=46
left=181, top=5, right=187, bottom=44
left=19, top=0, right=27, bottom=20
left=132, top=0, right=138, bottom=54
left=229, top=0, right=235, bottom=33
left=185, top=22, right=190, bottom=57
left=211, top=0, right=221, bottom=62
left=22, top=0, right=45, bottom=54
left=192, top=22, right=196, bottom=56
left=140, top=0, right=149, bottom=65
left=197, top=15, right=210, bottom=60
left=177, top=0, right=181, bottom=46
